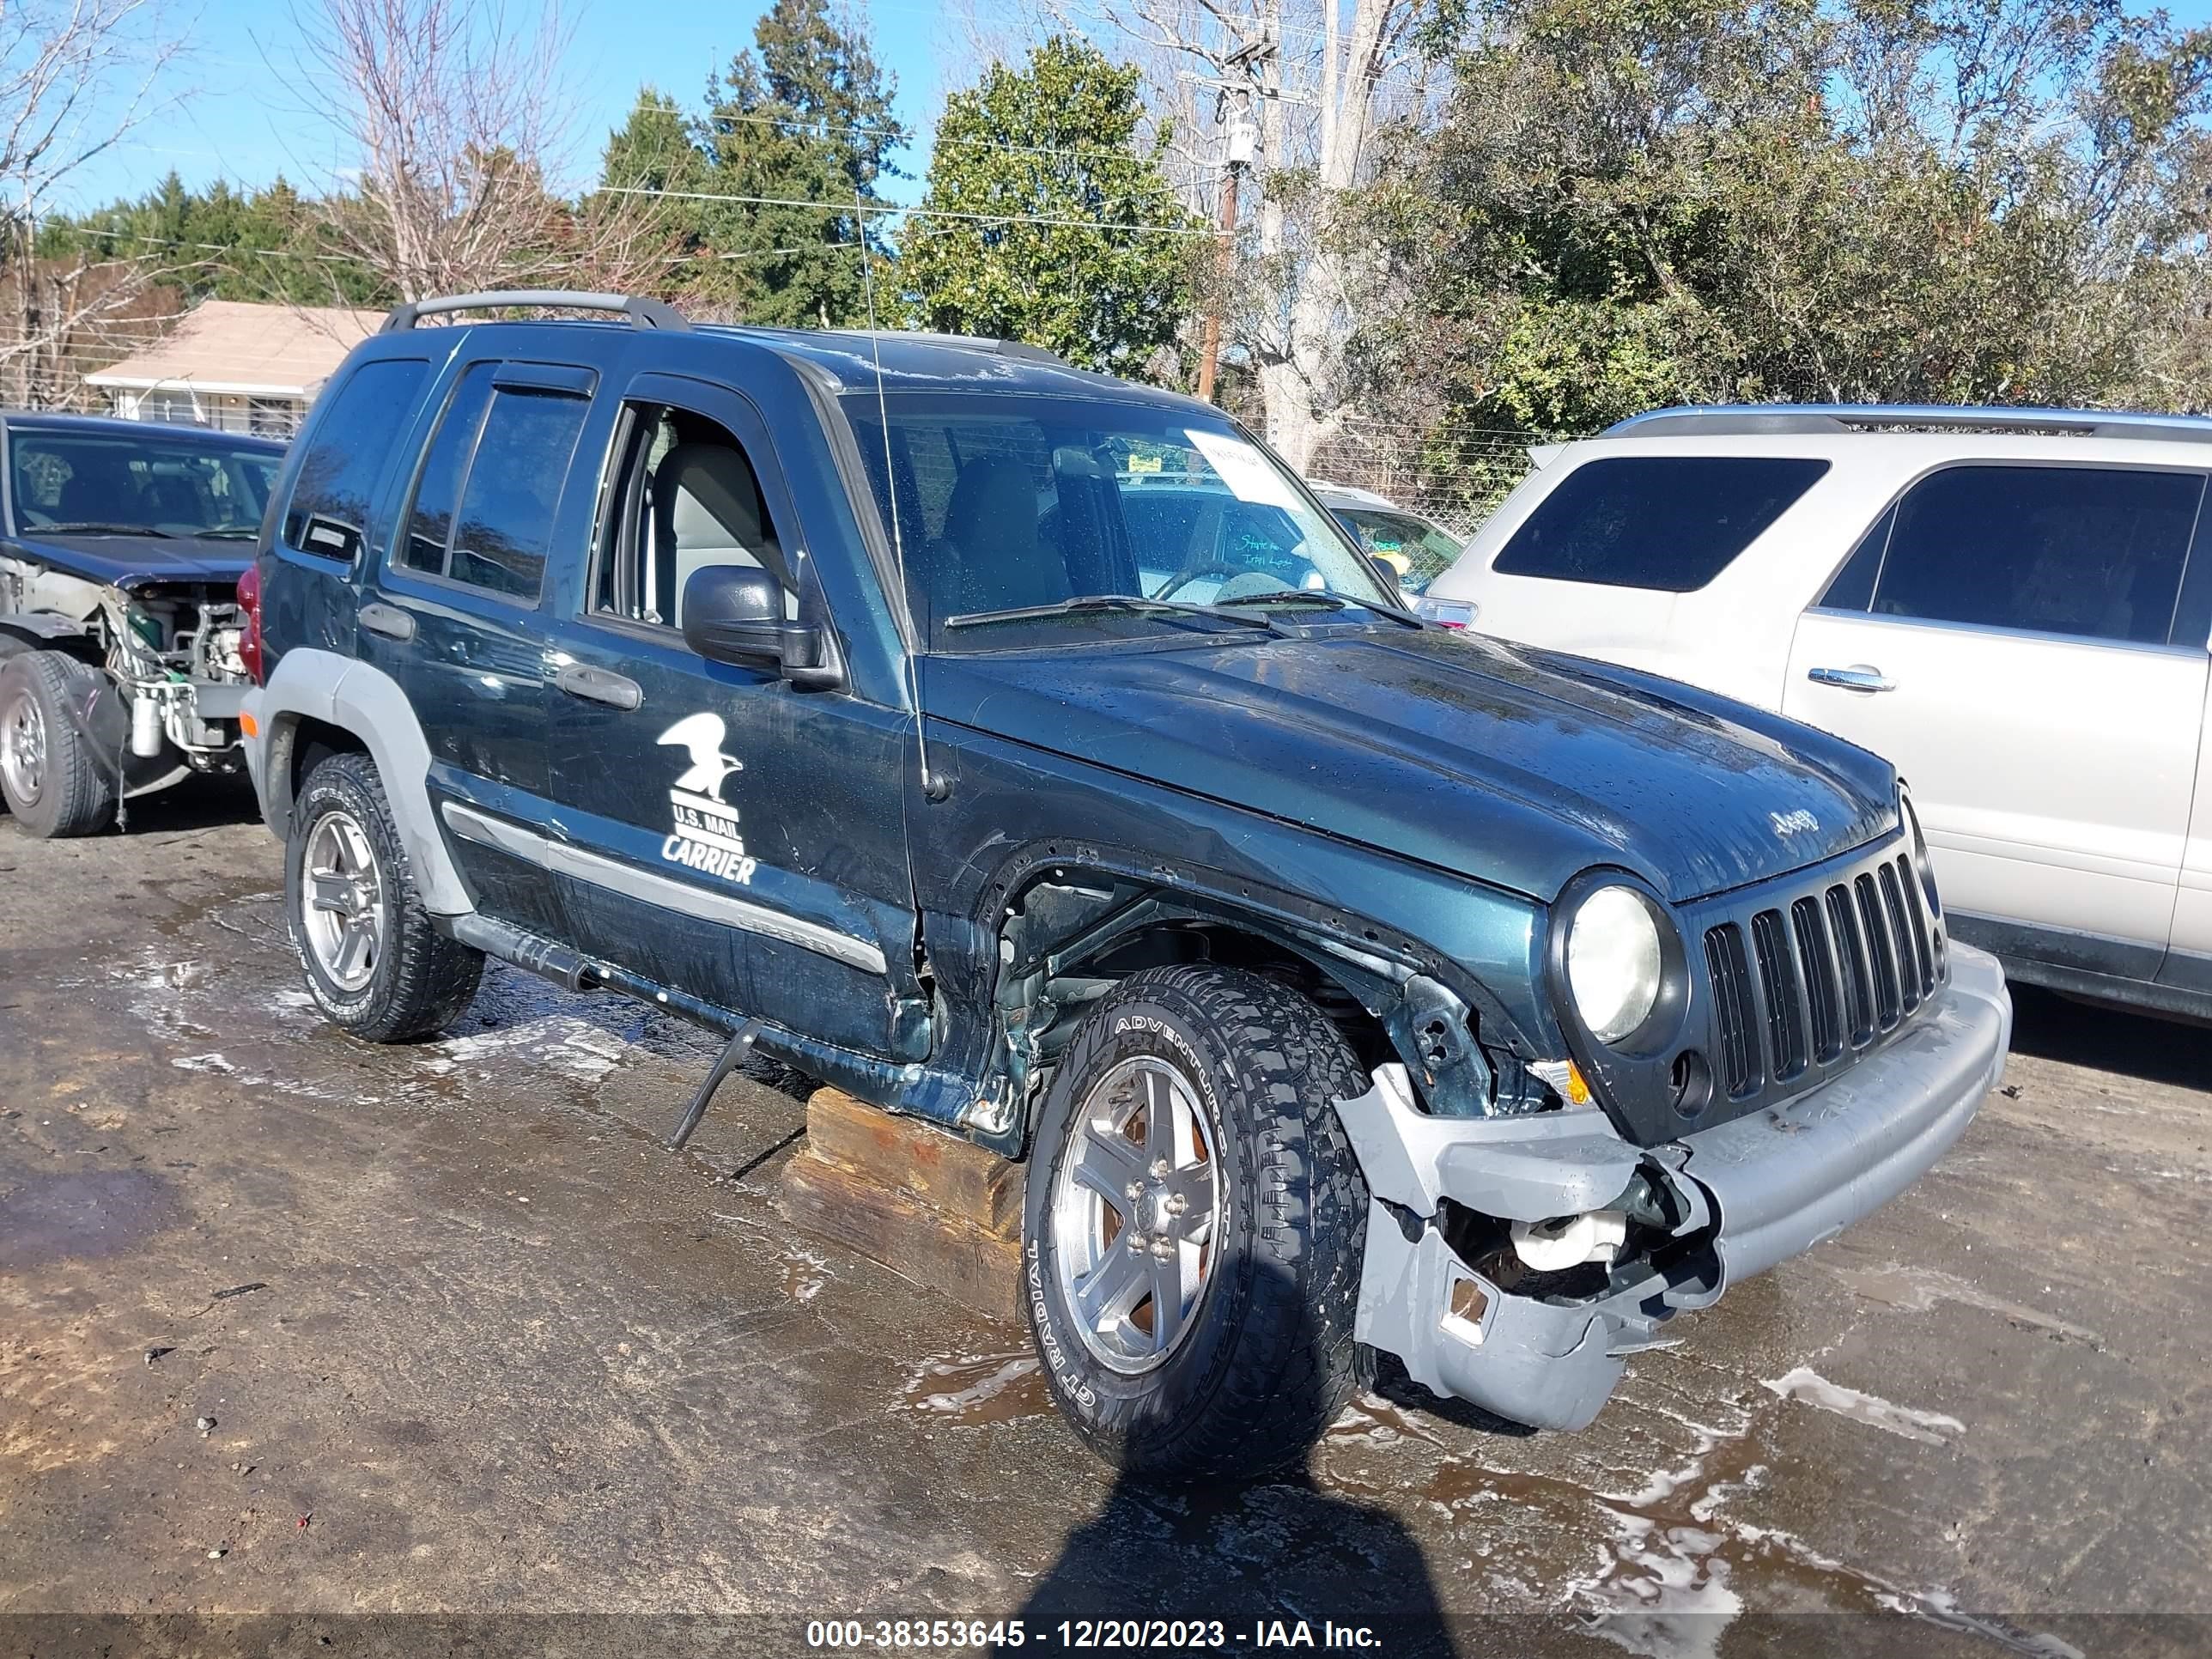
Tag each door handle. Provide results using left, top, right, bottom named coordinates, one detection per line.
left=1807, top=665, right=1894, bottom=694
left=556, top=663, right=643, bottom=710
left=359, top=602, right=416, bottom=642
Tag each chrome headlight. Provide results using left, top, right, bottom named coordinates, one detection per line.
left=1565, top=884, right=1666, bottom=1044
left=1901, top=788, right=1939, bottom=914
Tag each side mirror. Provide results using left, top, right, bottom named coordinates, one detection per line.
left=1368, top=554, right=1407, bottom=595
left=681, top=564, right=841, bottom=689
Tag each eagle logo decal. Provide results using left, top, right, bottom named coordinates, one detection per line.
left=656, top=712, right=757, bottom=884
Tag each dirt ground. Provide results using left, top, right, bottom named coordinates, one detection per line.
left=3, top=783, right=2210, bottom=1659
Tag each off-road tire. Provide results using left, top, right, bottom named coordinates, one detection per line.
left=286, top=752, right=483, bottom=1042
left=1022, top=964, right=1372, bottom=1480
left=0, top=650, right=118, bottom=837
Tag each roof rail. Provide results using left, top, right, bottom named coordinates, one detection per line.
left=822, top=326, right=1069, bottom=366
left=380, top=290, right=688, bottom=333
left=1602, top=403, right=2212, bottom=446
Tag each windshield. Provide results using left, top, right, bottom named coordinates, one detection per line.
left=843, top=392, right=1400, bottom=649
left=9, top=428, right=281, bottom=540
left=1331, top=507, right=1463, bottom=591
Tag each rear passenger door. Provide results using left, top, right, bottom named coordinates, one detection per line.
left=361, top=357, right=596, bottom=940
left=1785, top=463, right=2209, bottom=974
left=538, top=372, right=921, bottom=1061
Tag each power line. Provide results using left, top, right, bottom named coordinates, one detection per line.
left=684, top=106, right=1174, bottom=168
left=595, top=184, right=1210, bottom=236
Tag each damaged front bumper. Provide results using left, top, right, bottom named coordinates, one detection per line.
left=1339, top=941, right=2011, bottom=1431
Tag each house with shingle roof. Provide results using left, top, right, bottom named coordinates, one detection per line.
left=84, top=299, right=383, bottom=438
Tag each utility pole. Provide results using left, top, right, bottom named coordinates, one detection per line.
left=1196, top=77, right=1260, bottom=405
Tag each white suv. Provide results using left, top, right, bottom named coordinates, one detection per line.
left=1427, top=404, right=2212, bottom=1022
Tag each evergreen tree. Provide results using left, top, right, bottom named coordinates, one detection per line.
left=900, top=40, right=1194, bottom=374
left=598, top=0, right=905, bottom=326
left=38, top=170, right=388, bottom=307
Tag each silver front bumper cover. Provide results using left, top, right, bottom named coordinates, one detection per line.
left=1340, top=941, right=2011, bottom=1431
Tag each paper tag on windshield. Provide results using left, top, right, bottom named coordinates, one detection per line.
left=1185, top=428, right=1301, bottom=512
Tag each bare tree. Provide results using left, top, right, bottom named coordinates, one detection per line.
left=0, top=0, right=184, bottom=406
left=1042, top=0, right=1437, bottom=468
left=295, top=0, right=668, bottom=301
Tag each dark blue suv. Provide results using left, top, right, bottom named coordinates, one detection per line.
left=240, top=292, right=2011, bottom=1478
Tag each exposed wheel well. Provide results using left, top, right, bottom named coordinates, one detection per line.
left=994, top=871, right=1401, bottom=1085
left=1075, top=921, right=1395, bottom=1072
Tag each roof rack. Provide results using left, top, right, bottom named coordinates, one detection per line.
left=1602, top=403, right=2212, bottom=446
left=380, top=290, right=688, bottom=333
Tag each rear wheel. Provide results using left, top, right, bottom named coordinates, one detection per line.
left=0, top=651, right=117, bottom=838
left=1022, top=965, right=1372, bottom=1480
left=286, top=752, right=483, bottom=1041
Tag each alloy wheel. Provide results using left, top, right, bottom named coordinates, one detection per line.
left=0, top=688, right=46, bottom=807
left=1049, top=1054, right=1224, bottom=1373
left=301, top=809, right=386, bottom=993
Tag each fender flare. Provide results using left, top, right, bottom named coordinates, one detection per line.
left=0, top=612, right=94, bottom=659
left=253, top=647, right=473, bottom=916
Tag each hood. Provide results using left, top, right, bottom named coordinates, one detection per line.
left=921, top=628, right=1896, bottom=905
left=10, top=532, right=253, bottom=587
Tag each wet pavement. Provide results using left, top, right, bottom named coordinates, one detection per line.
left=3, top=784, right=2209, bottom=1657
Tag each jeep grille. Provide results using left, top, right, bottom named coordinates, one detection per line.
left=1699, top=843, right=1943, bottom=1102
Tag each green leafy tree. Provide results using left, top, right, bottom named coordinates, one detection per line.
left=899, top=39, right=1195, bottom=374
left=598, top=0, right=905, bottom=326
left=1348, top=0, right=2212, bottom=518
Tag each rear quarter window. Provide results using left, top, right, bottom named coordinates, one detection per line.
left=1492, top=455, right=1831, bottom=592
left=281, top=357, right=432, bottom=562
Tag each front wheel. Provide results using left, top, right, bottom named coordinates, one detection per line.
left=0, top=651, right=118, bottom=838
left=285, top=752, right=483, bottom=1042
left=1022, top=965, right=1372, bottom=1480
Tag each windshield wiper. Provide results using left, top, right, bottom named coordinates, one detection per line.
left=1211, top=590, right=1349, bottom=611
left=40, top=521, right=173, bottom=538
left=1210, top=589, right=1424, bottom=627
left=945, top=595, right=1279, bottom=632
left=193, top=527, right=260, bottom=540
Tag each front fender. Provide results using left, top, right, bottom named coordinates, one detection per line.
left=908, top=724, right=1561, bottom=1132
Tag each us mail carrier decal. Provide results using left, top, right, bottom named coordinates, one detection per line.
left=656, top=712, right=759, bottom=884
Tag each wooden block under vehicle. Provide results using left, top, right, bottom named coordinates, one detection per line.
left=798, top=1085, right=1024, bottom=1237
left=775, top=1090, right=1025, bottom=1325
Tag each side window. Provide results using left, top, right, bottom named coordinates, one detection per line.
left=448, top=387, right=590, bottom=600
left=397, top=365, right=590, bottom=602
left=279, top=357, right=430, bottom=563
left=399, top=364, right=495, bottom=576
left=592, top=402, right=795, bottom=628
left=1492, top=456, right=1832, bottom=591
left=1870, top=465, right=2204, bottom=647
left=1816, top=504, right=1894, bottom=611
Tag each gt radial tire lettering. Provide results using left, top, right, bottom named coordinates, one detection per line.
left=1026, top=1238, right=1096, bottom=1408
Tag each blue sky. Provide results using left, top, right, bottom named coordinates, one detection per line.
left=61, top=0, right=2212, bottom=216
left=63, top=0, right=961, bottom=211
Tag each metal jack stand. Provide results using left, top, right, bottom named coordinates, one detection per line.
left=667, top=1018, right=763, bottom=1152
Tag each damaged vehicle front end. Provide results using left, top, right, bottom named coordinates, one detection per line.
left=917, top=621, right=2012, bottom=1455
left=1336, top=837, right=2008, bottom=1433
left=0, top=414, right=283, bottom=836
